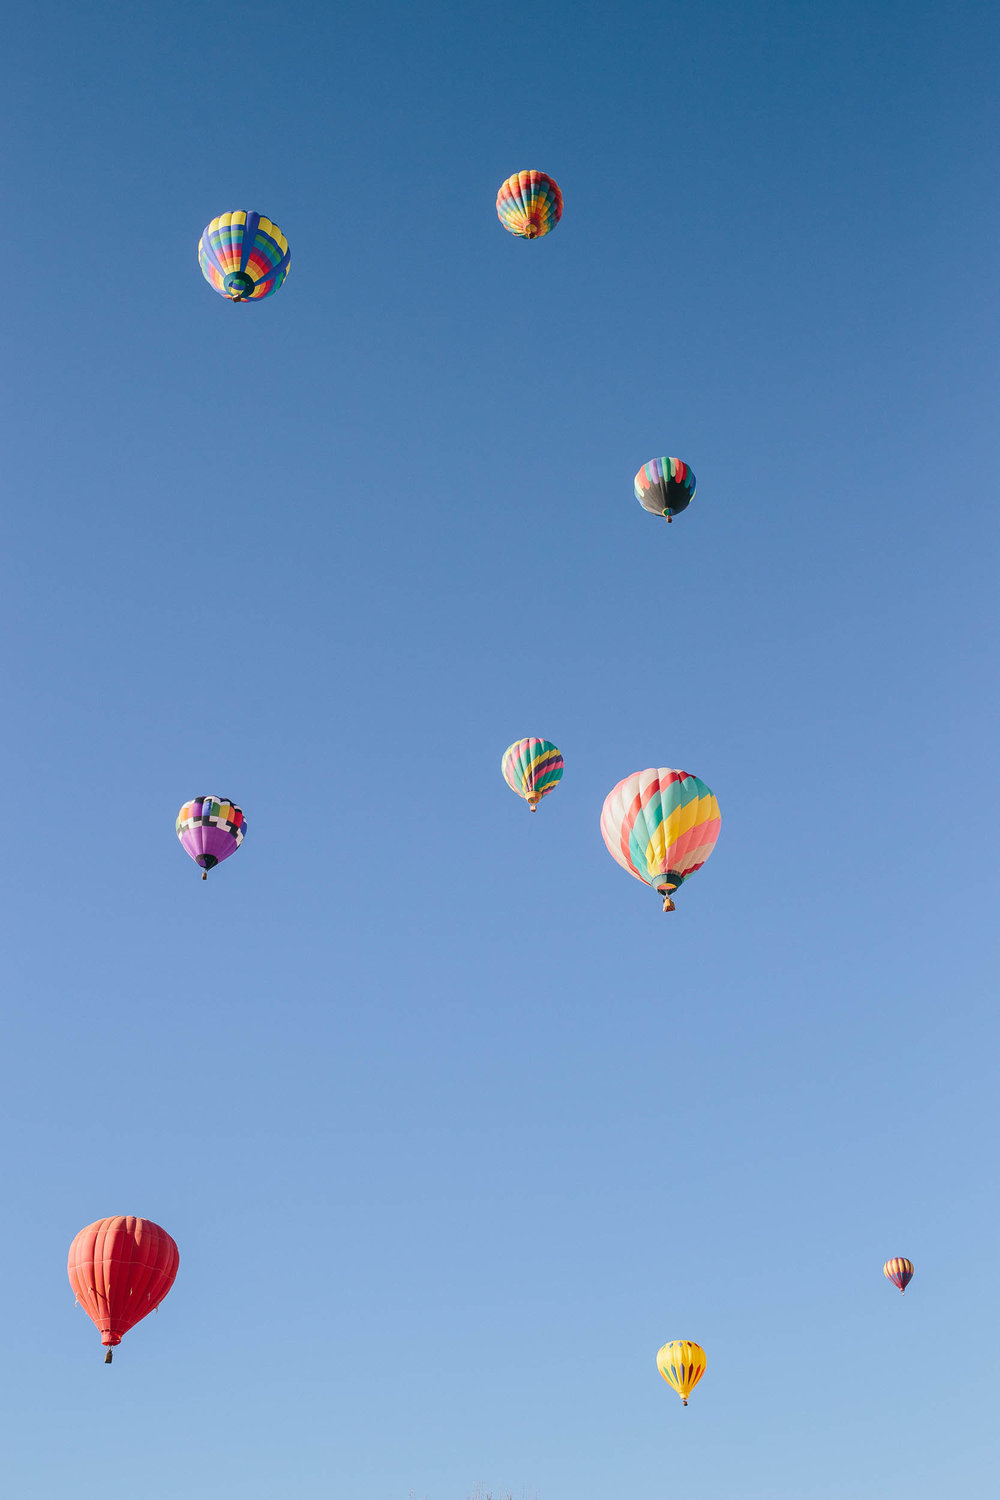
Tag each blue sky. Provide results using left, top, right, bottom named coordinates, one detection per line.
left=1, top=1, right=998, bottom=1496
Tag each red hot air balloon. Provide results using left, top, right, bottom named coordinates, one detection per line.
left=68, top=1216, right=179, bottom=1363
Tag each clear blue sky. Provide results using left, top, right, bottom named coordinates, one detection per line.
left=2, top=2, right=998, bottom=1496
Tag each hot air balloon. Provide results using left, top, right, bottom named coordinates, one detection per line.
left=884, top=1257, right=914, bottom=1294
left=198, top=211, right=290, bottom=301
left=502, top=738, right=564, bottom=810
left=635, top=457, right=696, bottom=522
left=496, top=171, right=563, bottom=239
left=176, top=797, right=246, bottom=879
left=68, top=1216, right=179, bottom=1363
left=600, top=769, right=720, bottom=912
left=657, top=1340, right=706, bottom=1406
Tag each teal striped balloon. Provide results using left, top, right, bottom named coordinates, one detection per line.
left=501, top=738, right=564, bottom=811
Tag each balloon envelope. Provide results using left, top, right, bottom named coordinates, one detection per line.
left=496, top=171, right=563, bottom=239
left=601, top=769, right=720, bottom=910
left=657, top=1340, right=706, bottom=1405
left=884, top=1257, right=914, bottom=1293
left=199, top=211, right=290, bottom=301
left=635, top=457, right=695, bottom=520
left=176, top=796, right=246, bottom=877
left=502, top=738, right=564, bottom=809
left=68, top=1216, right=179, bottom=1360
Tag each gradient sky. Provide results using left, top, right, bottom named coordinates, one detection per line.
left=2, top=2, right=998, bottom=1497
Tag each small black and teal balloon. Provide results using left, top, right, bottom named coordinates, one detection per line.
left=198, top=211, right=290, bottom=302
left=634, top=457, right=696, bottom=522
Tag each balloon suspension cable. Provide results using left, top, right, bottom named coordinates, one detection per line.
left=104, top=1348, right=113, bottom=1364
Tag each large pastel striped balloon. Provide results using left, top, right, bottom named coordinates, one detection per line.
left=198, top=211, right=290, bottom=301
left=657, top=1340, right=707, bottom=1406
left=600, top=769, right=720, bottom=911
left=883, top=1257, right=914, bottom=1294
left=634, top=457, right=696, bottom=522
left=502, top=738, right=564, bottom=810
left=176, top=796, right=246, bottom=879
left=496, top=171, right=563, bottom=239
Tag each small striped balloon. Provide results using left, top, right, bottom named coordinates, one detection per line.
left=634, top=456, right=696, bottom=521
left=883, top=1257, right=914, bottom=1294
left=656, top=1340, right=707, bottom=1406
left=496, top=170, right=563, bottom=239
left=198, top=211, right=290, bottom=301
left=501, top=738, right=564, bottom=810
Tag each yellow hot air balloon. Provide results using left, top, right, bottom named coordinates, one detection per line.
left=656, top=1340, right=706, bottom=1406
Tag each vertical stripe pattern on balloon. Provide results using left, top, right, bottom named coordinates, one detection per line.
left=883, top=1257, right=914, bottom=1293
left=198, top=211, right=291, bottom=300
left=656, top=1340, right=707, bottom=1404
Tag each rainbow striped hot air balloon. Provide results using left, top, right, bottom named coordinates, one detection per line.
left=496, top=171, right=563, bottom=239
left=600, top=769, right=720, bottom=911
left=657, top=1340, right=707, bottom=1406
left=501, top=738, right=564, bottom=811
left=176, top=797, right=246, bottom=879
left=634, top=457, right=696, bottom=522
left=198, top=211, right=290, bottom=301
left=883, top=1257, right=914, bottom=1295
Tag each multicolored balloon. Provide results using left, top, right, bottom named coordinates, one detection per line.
left=496, top=171, right=563, bottom=239
left=657, top=1340, right=706, bottom=1406
left=883, top=1257, right=914, bottom=1294
left=198, top=211, right=290, bottom=301
left=502, top=738, right=564, bottom=811
left=600, top=769, right=720, bottom=911
left=68, top=1216, right=179, bottom=1363
left=176, top=797, right=246, bottom=879
left=634, top=457, right=696, bottom=522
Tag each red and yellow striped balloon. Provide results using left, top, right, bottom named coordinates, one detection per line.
left=883, top=1257, right=914, bottom=1294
